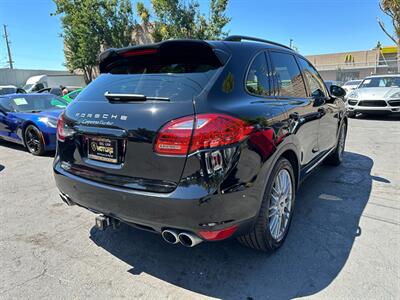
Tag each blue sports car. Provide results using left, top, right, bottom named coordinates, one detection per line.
left=0, top=93, right=68, bottom=155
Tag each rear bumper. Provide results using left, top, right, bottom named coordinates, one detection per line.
left=53, top=160, right=257, bottom=238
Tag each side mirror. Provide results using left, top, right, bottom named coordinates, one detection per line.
left=330, top=85, right=346, bottom=98
left=311, top=88, right=325, bottom=99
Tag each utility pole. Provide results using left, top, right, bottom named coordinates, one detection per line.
left=289, top=39, right=294, bottom=49
left=3, top=24, right=14, bottom=69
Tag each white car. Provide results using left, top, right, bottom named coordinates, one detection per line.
left=0, top=85, right=17, bottom=95
left=342, top=80, right=362, bottom=94
left=346, top=75, right=400, bottom=117
left=0, top=85, right=26, bottom=95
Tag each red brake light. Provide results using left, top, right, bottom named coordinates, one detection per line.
left=120, top=49, right=157, bottom=57
left=57, top=113, right=65, bottom=142
left=198, top=225, right=238, bottom=241
left=154, top=113, right=253, bottom=156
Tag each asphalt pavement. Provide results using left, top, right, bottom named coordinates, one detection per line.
left=0, top=114, right=399, bottom=299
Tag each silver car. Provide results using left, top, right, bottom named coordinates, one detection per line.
left=342, top=79, right=362, bottom=94
left=346, top=74, right=400, bottom=117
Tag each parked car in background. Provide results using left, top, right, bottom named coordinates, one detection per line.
left=37, top=86, right=82, bottom=99
left=37, top=87, right=63, bottom=96
left=324, top=80, right=342, bottom=90
left=63, top=88, right=82, bottom=103
left=54, top=36, right=348, bottom=252
left=0, top=85, right=26, bottom=95
left=346, top=74, right=400, bottom=117
left=23, top=74, right=85, bottom=93
left=342, top=80, right=362, bottom=94
left=0, top=93, right=68, bottom=155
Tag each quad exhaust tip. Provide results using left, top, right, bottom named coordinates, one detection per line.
left=161, top=230, right=203, bottom=247
left=161, top=229, right=179, bottom=244
left=178, top=232, right=203, bottom=247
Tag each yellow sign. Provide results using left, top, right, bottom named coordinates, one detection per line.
left=381, top=46, right=398, bottom=54
left=345, top=54, right=354, bottom=63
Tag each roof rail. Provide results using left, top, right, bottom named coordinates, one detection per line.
left=224, top=35, right=293, bottom=51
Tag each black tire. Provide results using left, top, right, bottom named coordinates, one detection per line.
left=24, top=125, right=45, bottom=156
left=347, top=111, right=356, bottom=118
left=238, top=158, right=296, bottom=252
left=325, top=122, right=347, bottom=166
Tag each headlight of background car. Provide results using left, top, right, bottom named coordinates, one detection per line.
left=347, top=91, right=358, bottom=99
left=38, top=117, right=58, bottom=128
left=389, top=92, right=400, bottom=99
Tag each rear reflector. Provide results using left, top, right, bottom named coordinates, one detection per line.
left=198, top=225, right=238, bottom=241
left=154, top=114, right=253, bottom=156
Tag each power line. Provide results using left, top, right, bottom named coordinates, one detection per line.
left=3, top=24, right=14, bottom=69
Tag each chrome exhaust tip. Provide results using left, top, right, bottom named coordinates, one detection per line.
left=161, top=229, right=179, bottom=244
left=178, top=232, right=203, bottom=247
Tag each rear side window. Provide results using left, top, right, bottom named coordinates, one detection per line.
left=245, top=52, right=271, bottom=96
left=270, top=52, right=307, bottom=98
left=298, top=57, right=327, bottom=97
left=78, top=62, right=221, bottom=102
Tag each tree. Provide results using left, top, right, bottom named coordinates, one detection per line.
left=377, top=0, right=400, bottom=72
left=136, top=0, right=230, bottom=42
left=52, top=0, right=134, bottom=83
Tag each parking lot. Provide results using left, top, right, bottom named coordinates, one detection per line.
left=0, top=115, right=399, bottom=299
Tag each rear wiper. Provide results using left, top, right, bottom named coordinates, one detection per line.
left=104, top=92, right=170, bottom=102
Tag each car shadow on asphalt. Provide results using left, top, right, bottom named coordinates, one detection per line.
left=89, top=151, right=380, bottom=299
left=0, top=140, right=55, bottom=157
left=354, top=113, right=400, bottom=121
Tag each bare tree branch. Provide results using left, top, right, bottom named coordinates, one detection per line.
left=377, top=18, right=398, bottom=45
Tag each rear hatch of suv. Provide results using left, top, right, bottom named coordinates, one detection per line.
left=57, top=40, right=226, bottom=193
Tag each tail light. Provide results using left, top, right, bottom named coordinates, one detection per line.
left=57, top=112, right=75, bottom=142
left=57, top=112, right=65, bottom=142
left=154, top=114, right=253, bottom=156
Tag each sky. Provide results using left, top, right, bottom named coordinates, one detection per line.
left=0, top=0, right=396, bottom=70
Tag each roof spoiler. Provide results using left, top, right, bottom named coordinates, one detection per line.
left=99, top=40, right=229, bottom=73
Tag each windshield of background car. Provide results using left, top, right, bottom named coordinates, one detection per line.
left=68, top=90, right=81, bottom=100
left=7, top=94, right=68, bottom=112
left=77, top=62, right=221, bottom=102
left=23, top=84, right=33, bottom=91
left=360, top=77, right=400, bottom=88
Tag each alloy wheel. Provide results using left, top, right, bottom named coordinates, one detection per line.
left=338, top=124, right=346, bottom=160
left=268, top=169, right=293, bottom=241
left=25, top=127, right=41, bottom=154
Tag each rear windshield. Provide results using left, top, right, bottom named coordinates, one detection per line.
left=77, top=63, right=220, bottom=102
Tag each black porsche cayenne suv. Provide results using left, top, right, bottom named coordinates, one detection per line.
left=54, top=36, right=347, bottom=252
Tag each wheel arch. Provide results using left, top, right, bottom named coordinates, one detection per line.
left=258, top=142, right=301, bottom=195
left=280, top=149, right=300, bottom=190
